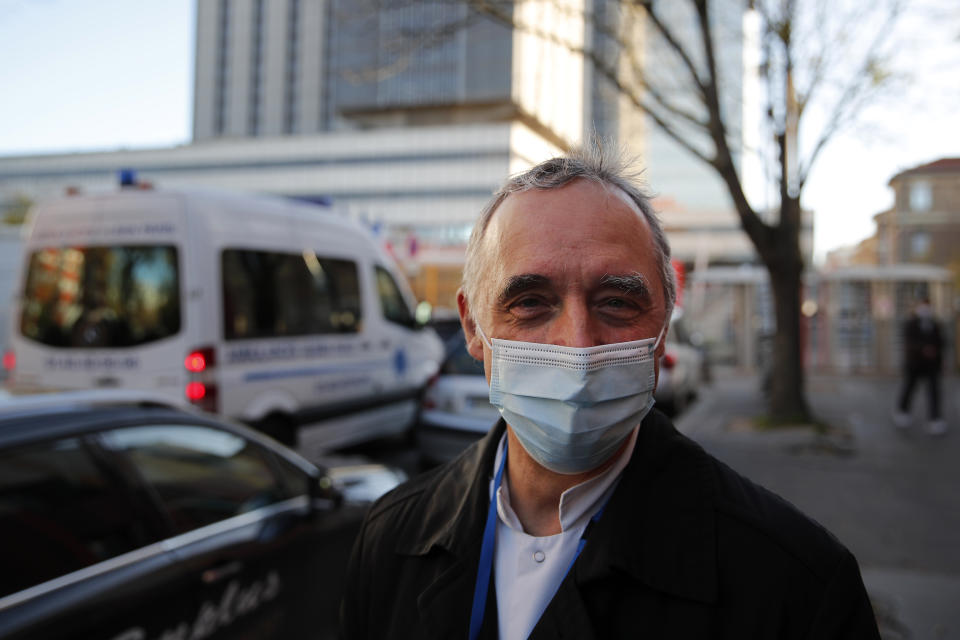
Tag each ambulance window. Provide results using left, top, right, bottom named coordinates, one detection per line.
left=222, top=249, right=361, bottom=339
left=19, top=246, right=181, bottom=348
left=101, top=425, right=288, bottom=534
left=0, top=437, right=158, bottom=598
left=375, top=266, right=415, bottom=328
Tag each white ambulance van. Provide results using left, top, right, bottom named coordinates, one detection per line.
left=5, top=183, right=444, bottom=450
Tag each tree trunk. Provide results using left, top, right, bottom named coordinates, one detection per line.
left=767, top=254, right=810, bottom=422
left=764, top=197, right=811, bottom=423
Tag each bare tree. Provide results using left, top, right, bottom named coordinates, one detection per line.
left=341, top=0, right=907, bottom=421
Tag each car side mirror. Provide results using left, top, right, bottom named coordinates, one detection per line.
left=309, top=473, right=343, bottom=512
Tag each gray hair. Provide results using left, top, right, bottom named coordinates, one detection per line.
left=461, top=143, right=677, bottom=325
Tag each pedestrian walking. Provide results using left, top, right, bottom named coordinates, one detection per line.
left=894, top=298, right=946, bottom=435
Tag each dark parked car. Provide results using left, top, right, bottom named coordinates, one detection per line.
left=0, top=390, right=391, bottom=640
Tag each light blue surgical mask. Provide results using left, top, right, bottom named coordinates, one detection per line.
left=476, top=324, right=665, bottom=474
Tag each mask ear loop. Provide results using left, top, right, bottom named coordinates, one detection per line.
left=475, top=321, right=493, bottom=350
left=653, top=323, right=667, bottom=351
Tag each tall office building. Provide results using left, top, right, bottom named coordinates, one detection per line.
left=191, top=0, right=764, bottom=265
left=194, top=0, right=588, bottom=148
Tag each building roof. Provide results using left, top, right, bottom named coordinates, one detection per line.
left=818, top=263, right=952, bottom=282
left=889, top=158, right=960, bottom=184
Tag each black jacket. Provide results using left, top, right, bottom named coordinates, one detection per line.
left=904, top=314, right=943, bottom=373
left=340, top=410, right=879, bottom=639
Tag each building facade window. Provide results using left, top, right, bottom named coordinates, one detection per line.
left=214, top=0, right=231, bottom=135
left=910, top=231, right=931, bottom=259
left=248, top=0, right=265, bottom=135
left=284, top=0, right=301, bottom=134
left=909, top=180, right=932, bottom=212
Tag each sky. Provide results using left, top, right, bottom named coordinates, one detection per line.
left=0, top=0, right=958, bottom=263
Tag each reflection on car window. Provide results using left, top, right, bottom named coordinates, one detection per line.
left=222, top=249, right=361, bottom=339
left=19, top=246, right=180, bottom=348
left=0, top=437, right=158, bottom=598
left=101, top=425, right=286, bottom=534
left=375, top=266, right=414, bottom=327
left=272, top=454, right=310, bottom=498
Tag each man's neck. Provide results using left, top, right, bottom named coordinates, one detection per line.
left=504, top=427, right=627, bottom=536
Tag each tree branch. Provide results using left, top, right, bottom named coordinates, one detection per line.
left=798, top=3, right=903, bottom=185
left=633, top=0, right=709, bottom=97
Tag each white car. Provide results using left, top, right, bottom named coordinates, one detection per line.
left=417, top=332, right=499, bottom=465
left=654, top=312, right=706, bottom=416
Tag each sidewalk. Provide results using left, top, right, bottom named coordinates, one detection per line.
left=676, top=368, right=960, bottom=640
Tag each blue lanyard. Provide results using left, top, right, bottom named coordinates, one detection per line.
left=468, top=444, right=605, bottom=640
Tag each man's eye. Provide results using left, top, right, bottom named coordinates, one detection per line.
left=602, top=298, right=629, bottom=309
left=599, top=297, right=642, bottom=318
left=516, top=298, right=542, bottom=308
left=508, top=297, right=548, bottom=317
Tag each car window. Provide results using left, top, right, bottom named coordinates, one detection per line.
left=20, top=245, right=181, bottom=348
left=222, top=249, right=362, bottom=339
left=100, top=425, right=291, bottom=534
left=0, top=437, right=159, bottom=598
left=271, top=453, right=311, bottom=498
left=669, top=317, right=692, bottom=345
left=441, top=339, right=484, bottom=376
left=375, top=266, right=415, bottom=327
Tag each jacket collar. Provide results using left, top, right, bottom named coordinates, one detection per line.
left=578, top=409, right=719, bottom=603
left=396, top=411, right=718, bottom=604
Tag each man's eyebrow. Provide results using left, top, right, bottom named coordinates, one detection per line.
left=599, top=273, right=653, bottom=300
left=496, top=274, right=551, bottom=305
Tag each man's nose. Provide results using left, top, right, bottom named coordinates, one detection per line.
left=548, top=301, right=598, bottom=348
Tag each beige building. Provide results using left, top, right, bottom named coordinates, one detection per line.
left=874, top=158, right=960, bottom=284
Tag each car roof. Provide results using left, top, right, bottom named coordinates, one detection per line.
left=0, top=389, right=178, bottom=415
left=0, top=391, right=312, bottom=473
left=0, top=395, right=217, bottom=447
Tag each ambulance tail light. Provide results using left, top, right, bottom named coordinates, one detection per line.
left=2, top=350, right=14, bottom=373
left=185, top=347, right=215, bottom=372
left=185, top=346, right=218, bottom=413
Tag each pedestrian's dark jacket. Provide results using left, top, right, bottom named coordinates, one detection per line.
left=903, top=313, right=943, bottom=373
left=340, top=410, right=880, bottom=639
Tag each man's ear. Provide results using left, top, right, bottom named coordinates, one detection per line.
left=457, top=288, right=485, bottom=361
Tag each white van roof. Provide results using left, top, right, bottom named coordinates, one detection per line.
left=28, top=186, right=382, bottom=250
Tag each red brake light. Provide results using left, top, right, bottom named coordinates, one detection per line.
left=2, top=350, right=14, bottom=372
left=185, top=382, right=207, bottom=401
left=185, top=347, right=216, bottom=372
left=661, top=353, right=676, bottom=369
left=185, top=353, right=206, bottom=372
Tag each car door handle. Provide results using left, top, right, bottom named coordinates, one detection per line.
left=201, top=560, right=244, bottom=584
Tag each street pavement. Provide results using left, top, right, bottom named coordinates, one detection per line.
left=676, top=367, right=960, bottom=640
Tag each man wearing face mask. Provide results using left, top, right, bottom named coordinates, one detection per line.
left=340, top=146, right=880, bottom=639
